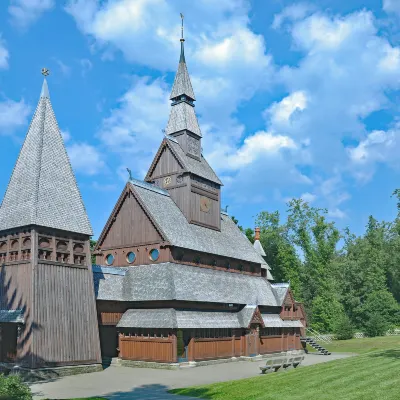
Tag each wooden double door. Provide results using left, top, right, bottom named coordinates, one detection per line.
left=0, top=324, right=17, bottom=362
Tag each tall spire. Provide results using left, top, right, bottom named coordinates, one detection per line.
left=166, top=14, right=201, bottom=138
left=169, top=13, right=196, bottom=101
left=0, top=71, right=93, bottom=235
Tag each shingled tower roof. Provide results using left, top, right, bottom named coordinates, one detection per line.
left=166, top=31, right=202, bottom=138
left=0, top=79, right=93, bottom=236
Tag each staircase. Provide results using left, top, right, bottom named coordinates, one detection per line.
left=301, top=328, right=332, bottom=355
left=302, top=337, right=331, bottom=355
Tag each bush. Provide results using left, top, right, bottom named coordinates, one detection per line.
left=364, top=313, right=388, bottom=337
left=334, top=315, right=354, bottom=340
left=0, top=374, right=32, bottom=400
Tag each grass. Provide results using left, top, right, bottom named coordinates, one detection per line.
left=308, top=335, right=400, bottom=354
left=171, top=336, right=400, bottom=400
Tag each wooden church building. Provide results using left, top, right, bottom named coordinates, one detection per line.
left=0, top=32, right=305, bottom=370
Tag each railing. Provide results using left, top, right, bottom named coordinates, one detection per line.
left=305, top=328, right=333, bottom=344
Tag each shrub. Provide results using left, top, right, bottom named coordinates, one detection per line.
left=364, top=313, right=388, bottom=337
left=0, top=374, right=32, bottom=400
left=334, top=314, right=354, bottom=340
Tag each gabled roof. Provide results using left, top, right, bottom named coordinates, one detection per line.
left=271, top=283, right=290, bottom=306
left=253, top=238, right=274, bottom=280
left=166, top=137, right=222, bottom=184
left=129, top=179, right=263, bottom=264
left=170, top=41, right=196, bottom=101
left=93, top=262, right=278, bottom=306
left=0, top=79, right=92, bottom=236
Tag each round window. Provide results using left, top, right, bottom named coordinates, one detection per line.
left=106, top=254, right=114, bottom=265
left=126, top=251, right=136, bottom=264
left=149, top=248, right=160, bottom=261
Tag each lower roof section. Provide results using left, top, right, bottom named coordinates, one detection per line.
left=93, top=262, right=278, bottom=306
left=117, top=308, right=304, bottom=329
left=262, top=314, right=304, bottom=328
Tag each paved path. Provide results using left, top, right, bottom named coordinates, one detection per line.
left=30, top=353, right=355, bottom=399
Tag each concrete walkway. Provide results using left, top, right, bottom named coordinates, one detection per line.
left=30, top=353, right=355, bottom=399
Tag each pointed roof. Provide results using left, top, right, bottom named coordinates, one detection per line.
left=170, top=41, right=196, bottom=101
left=0, top=79, right=93, bottom=236
left=165, top=101, right=202, bottom=137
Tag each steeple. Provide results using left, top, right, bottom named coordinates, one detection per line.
left=0, top=73, right=93, bottom=236
left=166, top=14, right=202, bottom=141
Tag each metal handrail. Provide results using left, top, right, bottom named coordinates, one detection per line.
left=306, top=328, right=333, bottom=344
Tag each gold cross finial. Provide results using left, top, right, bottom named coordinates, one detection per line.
left=180, top=13, right=184, bottom=40
left=41, top=68, right=49, bottom=77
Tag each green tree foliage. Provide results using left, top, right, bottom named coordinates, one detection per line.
left=241, top=190, right=400, bottom=333
left=0, top=374, right=32, bottom=400
left=334, top=314, right=355, bottom=340
left=90, top=239, right=97, bottom=265
left=364, top=313, right=388, bottom=337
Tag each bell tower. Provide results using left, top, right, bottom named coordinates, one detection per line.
left=0, top=71, right=101, bottom=369
left=146, top=16, right=223, bottom=230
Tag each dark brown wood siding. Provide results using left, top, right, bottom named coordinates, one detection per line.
left=32, top=263, right=101, bottom=367
left=149, top=146, right=183, bottom=178
left=100, top=191, right=163, bottom=249
left=0, top=262, right=32, bottom=365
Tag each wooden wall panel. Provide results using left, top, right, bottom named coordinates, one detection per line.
left=190, top=191, right=221, bottom=230
left=101, top=192, right=163, bottom=249
left=150, top=147, right=183, bottom=178
left=96, top=244, right=170, bottom=267
left=0, top=262, right=33, bottom=365
left=32, top=263, right=100, bottom=367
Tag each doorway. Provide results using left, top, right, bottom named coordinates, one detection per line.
left=0, top=324, right=17, bottom=362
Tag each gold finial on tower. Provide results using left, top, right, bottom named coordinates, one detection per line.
left=41, top=68, right=50, bottom=77
left=180, top=13, right=184, bottom=42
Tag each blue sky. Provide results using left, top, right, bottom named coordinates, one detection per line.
left=1, top=0, right=400, bottom=239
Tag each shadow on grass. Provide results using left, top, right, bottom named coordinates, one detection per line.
left=170, top=387, right=213, bottom=399
left=367, top=349, right=400, bottom=359
left=38, top=384, right=200, bottom=400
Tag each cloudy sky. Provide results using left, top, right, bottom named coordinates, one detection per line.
left=1, top=0, right=400, bottom=238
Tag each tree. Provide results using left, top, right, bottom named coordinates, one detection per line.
left=286, top=199, right=340, bottom=324
left=255, top=210, right=302, bottom=297
left=334, top=314, right=354, bottom=340
left=90, top=239, right=97, bottom=265
left=364, top=313, right=388, bottom=337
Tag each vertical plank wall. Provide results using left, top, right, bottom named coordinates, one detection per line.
left=0, top=262, right=33, bottom=365
left=32, top=263, right=101, bottom=367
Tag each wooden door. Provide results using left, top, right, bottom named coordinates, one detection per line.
left=247, top=327, right=258, bottom=356
left=0, top=324, right=17, bottom=362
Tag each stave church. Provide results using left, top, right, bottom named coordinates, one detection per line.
left=0, top=28, right=306, bottom=372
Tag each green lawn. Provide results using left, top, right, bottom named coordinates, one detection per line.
left=171, top=337, right=400, bottom=400
left=308, top=335, right=400, bottom=354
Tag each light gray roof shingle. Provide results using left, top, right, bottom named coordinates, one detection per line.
left=170, top=43, right=196, bottom=101
left=237, top=305, right=257, bottom=328
left=0, top=79, right=92, bottom=236
left=118, top=308, right=245, bottom=329
left=131, top=181, right=264, bottom=264
left=271, top=283, right=290, bottom=306
left=0, top=310, right=24, bottom=323
left=167, top=138, right=222, bottom=185
left=165, top=101, right=202, bottom=137
left=94, top=262, right=278, bottom=306
left=262, top=314, right=303, bottom=328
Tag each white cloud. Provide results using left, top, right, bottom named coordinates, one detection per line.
left=61, top=130, right=71, bottom=142
left=266, top=91, right=307, bottom=127
left=383, top=0, right=400, bottom=14
left=9, top=0, right=54, bottom=28
left=67, top=142, right=105, bottom=175
left=80, top=58, right=93, bottom=76
left=55, top=59, right=71, bottom=77
left=272, top=3, right=315, bottom=29
left=300, top=192, right=316, bottom=203
left=0, top=99, right=31, bottom=134
left=97, top=76, right=169, bottom=176
left=0, top=36, right=9, bottom=69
